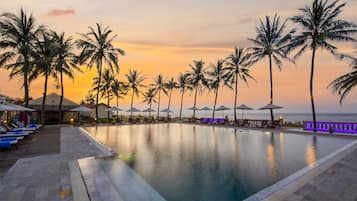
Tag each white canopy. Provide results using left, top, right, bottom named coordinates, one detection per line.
left=236, top=104, right=254, bottom=110
left=8, top=103, right=35, bottom=112
left=70, top=106, right=92, bottom=113
left=161, top=108, right=173, bottom=113
left=142, top=108, right=156, bottom=112
left=0, top=103, right=35, bottom=112
left=258, top=104, right=283, bottom=110
left=0, top=104, right=17, bottom=111
left=105, top=106, right=122, bottom=112
left=187, top=106, right=199, bottom=110
left=215, top=105, right=230, bottom=111
left=126, top=107, right=141, bottom=112
left=200, top=106, right=212, bottom=111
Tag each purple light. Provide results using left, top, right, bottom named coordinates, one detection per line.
left=303, top=121, right=357, bottom=134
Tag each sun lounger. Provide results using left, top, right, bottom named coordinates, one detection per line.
left=9, top=123, right=37, bottom=131
left=0, top=136, right=24, bottom=141
left=0, top=132, right=31, bottom=137
left=0, top=141, right=13, bottom=149
left=0, top=126, right=33, bottom=135
left=0, top=138, right=18, bottom=144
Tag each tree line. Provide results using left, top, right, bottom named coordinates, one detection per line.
left=0, top=0, right=356, bottom=130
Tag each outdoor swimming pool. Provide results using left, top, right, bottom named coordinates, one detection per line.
left=84, top=123, right=354, bottom=201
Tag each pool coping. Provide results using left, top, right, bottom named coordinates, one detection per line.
left=69, top=128, right=117, bottom=201
left=78, top=127, right=117, bottom=157
left=244, top=138, right=357, bottom=201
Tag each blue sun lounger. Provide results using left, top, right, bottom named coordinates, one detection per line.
left=0, top=136, right=23, bottom=141
left=0, top=141, right=15, bottom=149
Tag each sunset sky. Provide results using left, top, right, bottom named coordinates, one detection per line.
left=0, top=0, right=356, bottom=113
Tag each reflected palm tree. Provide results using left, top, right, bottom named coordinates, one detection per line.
left=306, top=138, right=317, bottom=168
left=289, top=0, right=356, bottom=131
left=249, top=15, right=295, bottom=121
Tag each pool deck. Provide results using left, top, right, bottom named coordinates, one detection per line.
left=275, top=142, right=357, bottom=201
left=1, top=123, right=357, bottom=201
left=0, top=126, right=104, bottom=201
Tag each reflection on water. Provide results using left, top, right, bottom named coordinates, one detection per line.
left=85, top=124, right=353, bottom=201
left=306, top=137, right=317, bottom=168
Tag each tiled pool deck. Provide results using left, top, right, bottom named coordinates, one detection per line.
left=1, top=125, right=357, bottom=201
left=0, top=127, right=104, bottom=201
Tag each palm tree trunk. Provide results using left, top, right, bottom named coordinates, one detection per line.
left=310, top=46, right=317, bottom=132
left=234, top=67, right=238, bottom=122
left=24, top=57, right=29, bottom=107
left=58, top=71, right=64, bottom=123
left=107, top=91, right=110, bottom=122
left=130, top=89, right=134, bottom=119
left=193, top=87, right=198, bottom=118
left=116, top=96, right=119, bottom=122
left=212, top=88, right=219, bottom=118
left=157, top=90, right=161, bottom=119
left=95, top=62, right=102, bottom=123
left=268, top=54, right=274, bottom=122
left=41, top=74, right=49, bottom=126
left=179, top=90, right=184, bottom=120
left=149, top=102, right=152, bottom=119
left=167, top=90, right=172, bottom=118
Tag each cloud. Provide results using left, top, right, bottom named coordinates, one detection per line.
left=119, top=38, right=250, bottom=49
left=46, top=9, right=75, bottom=16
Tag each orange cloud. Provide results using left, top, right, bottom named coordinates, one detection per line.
left=46, top=9, right=75, bottom=16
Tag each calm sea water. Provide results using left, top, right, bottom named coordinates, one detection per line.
left=177, top=112, right=357, bottom=123
left=85, top=124, right=354, bottom=201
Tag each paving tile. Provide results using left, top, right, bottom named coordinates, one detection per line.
left=0, top=127, right=103, bottom=201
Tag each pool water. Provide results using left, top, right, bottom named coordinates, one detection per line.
left=85, top=123, right=353, bottom=201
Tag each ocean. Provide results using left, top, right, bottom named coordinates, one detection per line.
left=177, top=112, right=357, bottom=123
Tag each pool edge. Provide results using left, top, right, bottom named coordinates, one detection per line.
left=244, top=139, right=357, bottom=201
left=75, top=127, right=168, bottom=201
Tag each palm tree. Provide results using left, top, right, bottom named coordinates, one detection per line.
left=177, top=73, right=192, bottom=120
left=328, top=54, right=357, bottom=104
left=165, top=78, right=178, bottom=117
left=30, top=33, right=58, bottom=126
left=92, top=69, right=115, bottom=121
left=83, top=93, right=95, bottom=104
left=226, top=47, right=255, bottom=122
left=249, top=14, right=295, bottom=121
left=290, top=0, right=356, bottom=131
left=112, top=79, right=128, bottom=121
left=51, top=31, right=81, bottom=123
left=206, top=60, right=231, bottom=118
left=76, top=23, right=125, bottom=122
left=125, top=69, right=146, bottom=118
left=187, top=60, right=208, bottom=118
left=152, top=74, right=167, bottom=118
left=142, top=88, right=157, bottom=118
left=0, top=8, right=44, bottom=106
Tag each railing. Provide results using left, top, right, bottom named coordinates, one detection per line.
left=303, top=121, right=357, bottom=134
